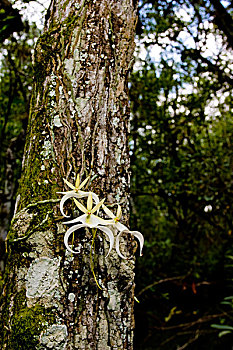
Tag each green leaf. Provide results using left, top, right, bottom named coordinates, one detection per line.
left=218, top=331, right=232, bottom=337
left=211, top=324, right=233, bottom=331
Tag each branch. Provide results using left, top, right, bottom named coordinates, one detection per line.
left=136, top=275, right=185, bottom=297
left=153, top=311, right=232, bottom=331
left=23, top=198, right=60, bottom=210
left=11, top=198, right=60, bottom=225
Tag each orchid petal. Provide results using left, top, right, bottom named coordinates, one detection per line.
left=60, top=193, right=75, bottom=217
left=64, top=224, right=87, bottom=254
left=97, top=226, right=114, bottom=258
left=87, top=192, right=93, bottom=211
left=74, top=198, right=88, bottom=214
left=79, top=176, right=90, bottom=190
left=115, top=231, right=127, bottom=259
left=91, top=198, right=105, bottom=214
left=92, top=215, right=114, bottom=226
left=91, top=192, right=100, bottom=205
left=116, top=230, right=144, bottom=259
left=102, top=204, right=116, bottom=219
left=63, top=178, right=75, bottom=190
left=130, top=230, right=144, bottom=256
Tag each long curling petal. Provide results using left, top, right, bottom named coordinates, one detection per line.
left=64, top=224, right=86, bottom=254
left=116, top=230, right=144, bottom=259
left=130, top=231, right=144, bottom=256
left=115, top=231, right=127, bottom=259
left=64, top=224, right=114, bottom=258
left=60, top=192, right=90, bottom=217
left=60, top=193, right=74, bottom=217
left=97, top=226, right=114, bottom=258
left=91, top=192, right=99, bottom=205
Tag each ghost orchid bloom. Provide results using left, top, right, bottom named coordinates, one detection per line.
left=64, top=193, right=113, bottom=228
left=64, top=224, right=114, bottom=258
left=58, top=175, right=99, bottom=217
left=102, top=204, right=144, bottom=259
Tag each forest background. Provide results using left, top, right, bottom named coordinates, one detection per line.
left=0, top=0, right=232, bottom=349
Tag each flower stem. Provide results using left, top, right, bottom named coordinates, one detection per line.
left=90, top=228, right=102, bottom=290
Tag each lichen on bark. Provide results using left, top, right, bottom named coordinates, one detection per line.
left=0, top=0, right=138, bottom=349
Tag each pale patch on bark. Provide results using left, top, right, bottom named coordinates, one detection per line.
left=39, top=324, right=68, bottom=350
left=53, top=115, right=63, bottom=127
left=41, top=140, right=52, bottom=159
left=26, top=257, right=62, bottom=307
left=107, top=281, right=121, bottom=311
left=68, top=292, right=75, bottom=302
left=96, top=317, right=110, bottom=350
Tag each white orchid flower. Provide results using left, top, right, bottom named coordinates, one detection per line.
left=64, top=193, right=113, bottom=228
left=58, top=175, right=99, bottom=217
left=102, top=204, right=144, bottom=259
left=64, top=224, right=114, bottom=258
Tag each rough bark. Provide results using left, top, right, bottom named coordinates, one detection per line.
left=0, top=0, right=138, bottom=349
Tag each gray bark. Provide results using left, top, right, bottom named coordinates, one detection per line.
left=0, top=0, right=138, bottom=349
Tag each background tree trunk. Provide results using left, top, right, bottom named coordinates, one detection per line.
left=0, top=0, right=138, bottom=349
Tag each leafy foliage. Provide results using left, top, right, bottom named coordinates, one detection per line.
left=131, top=0, right=233, bottom=348
left=0, top=0, right=25, bottom=43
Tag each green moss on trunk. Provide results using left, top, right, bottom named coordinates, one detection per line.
left=9, top=292, right=55, bottom=350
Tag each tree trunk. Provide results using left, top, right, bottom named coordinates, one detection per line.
left=0, top=0, right=138, bottom=349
